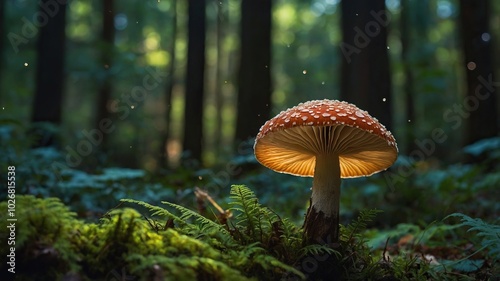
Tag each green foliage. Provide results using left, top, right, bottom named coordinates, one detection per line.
left=121, top=197, right=237, bottom=249
left=3, top=184, right=500, bottom=280
left=122, top=185, right=306, bottom=280
left=440, top=259, right=485, bottom=274
left=463, top=136, right=500, bottom=160
left=341, top=209, right=383, bottom=243
left=383, top=253, right=432, bottom=281
left=366, top=222, right=460, bottom=250
left=128, top=255, right=254, bottom=281
left=229, top=185, right=280, bottom=243
left=0, top=123, right=177, bottom=215
left=445, top=213, right=500, bottom=261
left=335, top=209, right=386, bottom=280
left=340, top=143, right=499, bottom=228
left=76, top=208, right=165, bottom=277
left=0, top=196, right=82, bottom=280
left=2, top=194, right=279, bottom=280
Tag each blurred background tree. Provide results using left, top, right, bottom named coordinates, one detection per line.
left=235, top=0, right=272, bottom=143
left=183, top=0, right=206, bottom=164
left=459, top=0, right=498, bottom=146
left=340, top=0, right=393, bottom=130
left=95, top=0, right=115, bottom=154
left=29, top=0, right=67, bottom=148
left=0, top=0, right=499, bottom=170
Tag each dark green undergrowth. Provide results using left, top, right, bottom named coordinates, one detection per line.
left=1, top=185, right=499, bottom=280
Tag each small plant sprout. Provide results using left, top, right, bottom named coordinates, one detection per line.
left=254, top=99, right=398, bottom=244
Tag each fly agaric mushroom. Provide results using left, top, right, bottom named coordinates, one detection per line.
left=254, top=99, right=398, bottom=244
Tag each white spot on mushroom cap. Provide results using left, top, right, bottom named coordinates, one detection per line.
left=355, top=110, right=365, bottom=118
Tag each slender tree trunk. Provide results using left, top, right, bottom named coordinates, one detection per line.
left=30, top=0, right=67, bottom=147
left=160, top=0, right=178, bottom=168
left=235, top=0, right=272, bottom=142
left=96, top=0, right=115, bottom=152
left=400, top=0, right=416, bottom=154
left=459, top=0, right=498, bottom=145
left=183, top=0, right=206, bottom=163
left=214, top=0, right=227, bottom=152
left=340, top=0, right=392, bottom=130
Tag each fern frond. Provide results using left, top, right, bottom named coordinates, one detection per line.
left=229, top=185, right=261, bottom=231
left=252, top=254, right=306, bottom=280
left=124, top=198, right=241, bottom=252
left=232, top=186, right=284, bottom=245
left=161, top=201, right=232, bottom=237
left=231, top=242, right=306, bottom=280
left=341, top=209, right=382, bottom=243
left=279, top=217, right=302, bottom=248
left=446, top=213, right=500, bottom=261
left=298, top=244, right=340, bottom=259
left=121, top=198, right=183, bottom=224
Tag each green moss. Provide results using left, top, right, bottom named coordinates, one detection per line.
left=0, top=195, right=82, bottom=280
left=0, top=190, right=304, bottom=280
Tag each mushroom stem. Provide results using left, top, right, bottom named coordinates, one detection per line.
left=304, top=153, right=341, bottom=244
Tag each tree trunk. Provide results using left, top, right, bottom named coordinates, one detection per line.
left=459, top=0, right=498, bottom=145
left=30, top=0, right=67, bottom=147
left=214, top=0, right=227, bottom=153
left=159, top=0, right=178, bottom=168
left=340, top=0, right=392, bottom=130
left=183, top=0, right=206, bottom=163
left=235, top=0, right=272, bottom=142
left=400, top=0, right=416, bottom=154
left=96, top=0, right=115, bottom=152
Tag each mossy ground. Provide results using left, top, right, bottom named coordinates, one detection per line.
left=1, top=185, right=498, bottom=280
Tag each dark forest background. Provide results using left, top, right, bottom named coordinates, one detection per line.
left=1, top=0, right=498, bottom=171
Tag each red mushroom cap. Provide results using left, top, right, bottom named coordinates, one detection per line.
left=254, top=99, right=398, bottom=178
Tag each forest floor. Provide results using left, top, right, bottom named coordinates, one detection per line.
left=0, top=130, right=499, bottom=280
